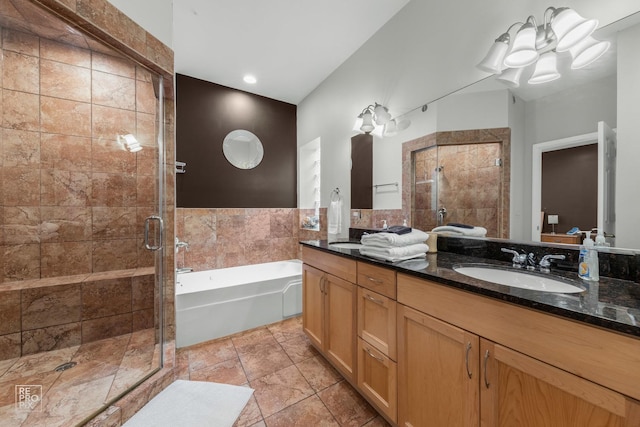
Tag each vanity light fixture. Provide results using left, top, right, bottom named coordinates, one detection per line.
left=477, top=7, right=609, bottom=87
left=118, top=133, right=142, bottom=153
left=354, top=102, right=391, bottom=134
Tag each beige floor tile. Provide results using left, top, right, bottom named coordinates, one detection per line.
left=250, top=365, right=314, bottom=418
left=188, top=338, right=237, bottom=372
left=264, top=395, right=339, bottom=427
left=296, top=355, right=342, bottom=392
left=318, top=380, right=378, bottom=427
left=190, top=357, right=247, bottom=385
left=279, top=334, right=318, bottom=363
left=238, top=340, right=293, bottom=381
left=267, top=316, right=304, bottom=343
left=233, top=393, right=263, bottom=427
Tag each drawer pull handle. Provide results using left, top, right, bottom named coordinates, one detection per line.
left=364, top=294, right=384, bottom=305
left=483, top=349, right=490, bottom=389
left=367, top=276, right=384, bottom=284
left=365, top=347, right=385, bottom=363
left=465, top=342, right=472, bottom=379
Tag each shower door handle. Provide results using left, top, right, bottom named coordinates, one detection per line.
left=144, top=215, right=164, bottom=251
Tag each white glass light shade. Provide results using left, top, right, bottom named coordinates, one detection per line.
left=373, top=104, right=391, bottom=125
left=360, top=110, right=375, bottom=133
left=528, top=52, right=561, bottom=84
left=477, top=40, right=509, bottom=74
left=569, top=36, right=610, bottom=69
left=551, top=8, right=598, bottom=52
left=496, top=67, right=524, bottom=88
left=383, top=119, right=398, bottom=137
left=504, top=24, right=539, bottom=68
left=353, top=116, right=363, bottom=132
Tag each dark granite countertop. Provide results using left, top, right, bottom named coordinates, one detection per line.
left=300, top=239, right=640, bottom=339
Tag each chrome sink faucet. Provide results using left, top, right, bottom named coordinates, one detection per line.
left=539, top=254, right=566, bottom=273
left=501, top=248, right=527, bottom=268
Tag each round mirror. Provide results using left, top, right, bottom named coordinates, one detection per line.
left=222, top=130, right=264, bottom=169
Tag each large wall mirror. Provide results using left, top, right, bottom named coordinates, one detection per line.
left=406, top=11, right=640, bottom=251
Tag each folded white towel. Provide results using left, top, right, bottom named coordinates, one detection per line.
left=359, top=243, right=429, bottom=262
left=431, top=225, right=487, bottom=237
left=360, top=229, right=429, bottom=247
left=328, top=199, right=342, bottom=235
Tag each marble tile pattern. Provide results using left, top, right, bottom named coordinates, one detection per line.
left=0, top=1, right=178, bottom=426
left=177, top=207, right=317, bottom=271
left=0, top=328, right=160, bottom=427
left=0, top=269, right=156, bottom=359
left=0, top=23, right=161, bottom=283
left=171, top=316, right=391, bottom=427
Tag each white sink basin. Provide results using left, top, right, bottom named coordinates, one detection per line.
left=329, top=242, right=363, bottom=249
left=453, top=265, right=584, bottom=294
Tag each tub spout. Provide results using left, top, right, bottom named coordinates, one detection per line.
left=176, top=267, right=193, bottom=274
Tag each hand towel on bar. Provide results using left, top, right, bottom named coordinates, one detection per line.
left=431, top=225, right=487, bottom=237
left=360, top=229, right=429, bottom=247
left=328, top=199, right=342, bottom=235
left=359, top=243, right=429, bottom=262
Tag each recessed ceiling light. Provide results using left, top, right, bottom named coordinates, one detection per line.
left=243, top=75, right=257, bottom=84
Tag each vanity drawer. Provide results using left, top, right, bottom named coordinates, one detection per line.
left=358, top=287, right=397, bottom=360
left=357, top=261, right=396, bottom=298
left=357, top=337, right=397, bottom=423
left=302, top=246, right=357, bottom=283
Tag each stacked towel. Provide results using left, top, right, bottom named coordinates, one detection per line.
left=431, top=225, right=487, bottom=237
left=359, top=228, right=429, bottom=262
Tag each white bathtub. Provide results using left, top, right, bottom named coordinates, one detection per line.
left=175, top=260, right=303, bottom=348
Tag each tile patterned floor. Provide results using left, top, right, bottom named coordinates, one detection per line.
left=0, top=328, right=160, bottom=427
left=176, top=316, right=391, bottom=427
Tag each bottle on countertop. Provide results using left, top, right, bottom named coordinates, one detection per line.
left=578, top=232, right=599, bottom=281
left=382, top=220, right=388, bottom=230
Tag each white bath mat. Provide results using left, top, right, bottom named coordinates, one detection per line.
left=123, top=380, right=253, bottom=427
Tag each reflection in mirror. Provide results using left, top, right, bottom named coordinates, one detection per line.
left=408, top=128, right=510, bottom=239
left=406, top=12, right=640, bottom=251
left=223, top=130, right=264, bottom=169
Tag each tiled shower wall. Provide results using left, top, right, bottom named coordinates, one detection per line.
left=0, top=27, right=159, bottom=281
left=176, top=208, right=328, bottom=271
left=0, top=26, right=159, bottom=358
left=413, top=143, right=502, bottom=237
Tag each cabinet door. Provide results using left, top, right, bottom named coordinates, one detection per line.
left=357, top=337, right=397, bottom=423
left=398, top=304, right=479, bottom=427
left=358, top=287, right=396, bottom=360
left=324, top=273, right=357, bottom=381
left=480, top=339, right=640, bottom=427
left=302, top=264, right=325, bottom=349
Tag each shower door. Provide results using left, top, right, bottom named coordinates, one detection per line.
left=0, top=0, right=165, bottom=425
left=412, top=143, right=503, bottom=237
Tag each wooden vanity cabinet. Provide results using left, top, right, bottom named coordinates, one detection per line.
left=356, top=262, right=398, bottom=422
left=480, top=339, right=640, bottom=427
left=397, top=304, right=479, bottom=427
left=302, top=248, right=357, bottom=381
left=397, top=273, right=640, bottom=427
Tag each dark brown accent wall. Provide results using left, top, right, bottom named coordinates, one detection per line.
left=351, top=133, right=373, bottom=209
left=541, top=144, right=597, bottom=233
left=176, top=74, right=297, bottom=208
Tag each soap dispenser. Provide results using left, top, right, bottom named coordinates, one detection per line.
left=578, top=232, right=599, bottom=281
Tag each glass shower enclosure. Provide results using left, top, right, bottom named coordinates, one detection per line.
left=0, top=0, right=165, bottom=425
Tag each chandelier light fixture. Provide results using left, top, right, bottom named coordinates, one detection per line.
left=477, top=7, right=610, bottom=87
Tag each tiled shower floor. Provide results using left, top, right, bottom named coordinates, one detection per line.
left=0, top=328, right=160, bottom=427
left=176, top=316, right=391, bottom=427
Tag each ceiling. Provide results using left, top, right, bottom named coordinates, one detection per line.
left=172, top=0, right=410, bottom=105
